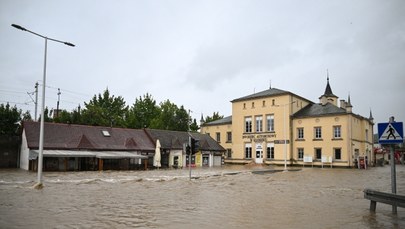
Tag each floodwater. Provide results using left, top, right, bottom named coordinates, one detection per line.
left=0, top=165, right=404, bottom=229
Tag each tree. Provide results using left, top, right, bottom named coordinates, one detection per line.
left=38, top=107, right=53, bottom=123
left=189, top=118, right=199, bottom=132
left=81, top=89, right=128, bottom=127
left=0, top=103, right=21, bottom=135
left=22, top=111, right=32, bottom=122
left=204, top=112, right=224, bottom=123
left=53, top=110, right=73, bottom=124
left=151, top=100, right=190, bottom=131
left=127, top=93, right=160, bottom=129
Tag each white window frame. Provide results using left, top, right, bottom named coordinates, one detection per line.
left=333, top=126, right=341, bottom=138
left=266, top=114, right=274, bottom=132
left=297, top=128, right=304, bottom=139
left=256, top=116, right=263, bottom=132
left=245, top=117, right=252, bottom=133
left=245, top=143, right=252, bottom=159
left=315, top=127, right=322, bottom=139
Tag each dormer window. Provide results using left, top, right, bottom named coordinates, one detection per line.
left=102, top=130, right=111, bottom=137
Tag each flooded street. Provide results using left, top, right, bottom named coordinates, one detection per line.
left=1, top=165, right=404, bottom=229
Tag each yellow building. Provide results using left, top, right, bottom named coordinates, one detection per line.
left=200, top=116, right=233, bottom=159
left=201, top=78, right=374, bottom=168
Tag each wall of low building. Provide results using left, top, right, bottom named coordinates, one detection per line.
left=0, top=135, right=20, bottom=168
left=19, top=130, right=30, bottom=170
left=169, top=150, right=183, bottom=168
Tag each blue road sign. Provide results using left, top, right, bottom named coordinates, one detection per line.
left=378, top=122, right=403, bottom=144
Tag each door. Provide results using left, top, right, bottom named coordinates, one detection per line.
left=255, top=143, right=263, bottom=164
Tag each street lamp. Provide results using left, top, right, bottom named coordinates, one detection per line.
left=274, top=101, right=296, bottom=171
left=12, top=24, right=75, bottom=188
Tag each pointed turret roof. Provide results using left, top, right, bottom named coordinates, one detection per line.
left=323, top=76, right=337, bottom=97
left=347, top=94, right=353, bottom=107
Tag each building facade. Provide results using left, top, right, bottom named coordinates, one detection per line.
left=201, top=78, right=374, bottom=168
left=199, top=116, right=233, bottom=159
left=20, top=122, right=225, bottom=171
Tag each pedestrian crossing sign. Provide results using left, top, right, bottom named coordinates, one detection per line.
left=378, top=122, right=403, bottom=144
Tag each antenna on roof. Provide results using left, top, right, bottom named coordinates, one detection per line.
left=327, top=69, right=329, bottom=81
left=269, top=80, right=272, bottom=89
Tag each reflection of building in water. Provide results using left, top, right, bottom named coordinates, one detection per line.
left=201, top=77, right=374, bottom=168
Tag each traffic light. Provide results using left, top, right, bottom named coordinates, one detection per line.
left=191, top=138, right=200, bottom=154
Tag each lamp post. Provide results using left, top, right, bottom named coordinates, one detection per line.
left=12, top=24, right=74, bottom=188
left=274, top=101, right=296, bottom=171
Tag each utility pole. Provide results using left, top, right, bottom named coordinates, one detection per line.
left=56, top=88, right=61, bottom=118
left=34, top=82, right=38, bottom=121
left=27, top=82, right=39, bottom=121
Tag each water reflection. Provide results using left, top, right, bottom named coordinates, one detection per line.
left=0, top=165, right=404, bottom=228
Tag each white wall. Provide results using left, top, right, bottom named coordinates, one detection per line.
left=19, top=129, right=30, bottom=170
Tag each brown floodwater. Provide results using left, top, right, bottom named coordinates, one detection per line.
left=0, top=165, right=404, bottom=228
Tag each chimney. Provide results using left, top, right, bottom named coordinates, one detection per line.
left=340, top=100, right=346, bottom=109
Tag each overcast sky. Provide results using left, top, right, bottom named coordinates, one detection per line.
left=1, top=0, right=404, bottom=132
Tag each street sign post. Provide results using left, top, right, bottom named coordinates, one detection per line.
left=377, top=119, right=403, bottom=214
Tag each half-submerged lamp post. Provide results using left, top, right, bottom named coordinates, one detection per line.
left=12, top=24, right=75, bottom=188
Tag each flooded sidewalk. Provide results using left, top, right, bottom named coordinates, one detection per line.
left=1, top=165, right=404, bottom=228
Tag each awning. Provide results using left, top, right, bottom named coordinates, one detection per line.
left=29, top=150, right=147, bottom=160
left=96, top=151, right=147, bottom=159
left=29, top=150, right=95, bottom=160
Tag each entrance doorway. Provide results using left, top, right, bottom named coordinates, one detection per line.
left=255, top=144, right=263, bottom=164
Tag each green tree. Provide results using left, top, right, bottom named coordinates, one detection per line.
left=38, top=107, right=53, bottom=123
left=81, top=89, right=128, bottom=127
left=151, top=100, right=190, bottom=131
left=174, top=105, right=189, bottom=131
left=127, top=93, right=160, bottom=129
left=0, top=103, right=21, bottom=135
left=22, top=111, right=32, bottom=121
left=53, top=110, right=72, bottom=124
left=204, top=112, right=224, bottom=123
left=71, top=106, right=82, bottom=124
left=151, top=100, right=177, bottom=130
left=189, top=118, right=199, bottom=132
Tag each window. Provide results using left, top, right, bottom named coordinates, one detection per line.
left=226, top=132, right=232, bottom=143
left=315, top=148, right=322, bottom=160
left=255, top=116, right=263, bottom=132
left=334, top=148, right=341, bottom=160
left=365, top=129, right=369, bottom=141
left=298, top=148, right=304, bottom=160
left=245, top=144, right=252, bottom=159
left=101, top=130, right=110, bottom=137
left=245, top=117, right=252, bottom=133
left=252, top=102, right=255, bottom=108
left=216, top=132, right=221, bottom=142
left=333, top=126, right=341, bottom=138
left=227, top=149, right=232, bottom=158
left=243, top=103, right=246, bottom=109
left=297, top=128, right=304, bottom=139
left=266, top=115, right=274, bottom=132
left=314, top=127, right=322, bottom=139
left=266, top=143, right=275, bottom=159
left=262, top=100, right=266, bottom=107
